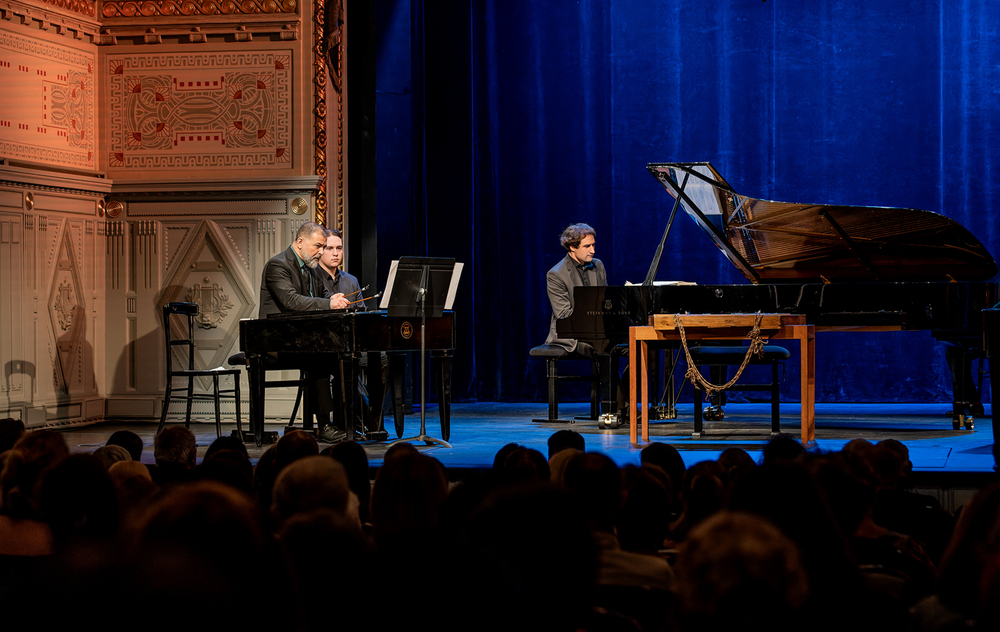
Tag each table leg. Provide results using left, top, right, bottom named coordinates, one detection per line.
left=641, top=339, right=649, bottom=443
left=629, top=327, right=638, bottom=445
left=792, top=325, right=816, bottom=445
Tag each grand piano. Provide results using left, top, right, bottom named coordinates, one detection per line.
left=557, top=162, right=1000, bottom=436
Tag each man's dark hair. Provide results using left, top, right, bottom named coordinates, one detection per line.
left=559, top=223, right=596, bottom=251
left=153, top=427, right=197, bottom=469
left=106, top=430, right=143, bottom=462
left=295, top=222, right=327, bottom=241
left=327, top=227, right=343, bottom=240
left=548, top=430, right=585, bottom=460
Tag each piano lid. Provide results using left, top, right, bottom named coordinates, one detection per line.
left=647, top=162, right=999, bottom=284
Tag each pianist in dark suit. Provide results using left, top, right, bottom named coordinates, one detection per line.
left=545, top=223, right=606, bottom=356
left=258, top=222, right=347, bottom=317
left=258, top=222, right=347, bottom=442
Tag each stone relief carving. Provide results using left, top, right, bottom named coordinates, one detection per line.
left=186, top=277, right=234, bottom=329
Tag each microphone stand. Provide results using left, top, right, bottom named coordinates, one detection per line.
left=392, top=264, right=452, bottom=448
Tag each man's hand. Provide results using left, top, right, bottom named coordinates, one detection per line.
left=330, top=293, right=350, bottom=310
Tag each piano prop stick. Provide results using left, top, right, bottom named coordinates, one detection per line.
left=381, top=257, right=463, bottom=447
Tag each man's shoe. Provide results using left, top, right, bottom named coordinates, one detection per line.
left=317, top=425, right=347, bottom=443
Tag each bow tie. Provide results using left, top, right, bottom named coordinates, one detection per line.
left=577, top=261, right=595, bottom=271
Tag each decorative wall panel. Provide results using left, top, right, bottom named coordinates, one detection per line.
left=0, top=31, right=96, bottom=171
left=101, top=0, right=296, bottom=17
left=106, top=51, right=293, bottom=170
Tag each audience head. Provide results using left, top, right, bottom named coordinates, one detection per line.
left=92, top=444, right=131, bottom=469
left=271, top=455, right=354, bottom=527
left=547, top=430, right=585, bottom=459
left=499, top=446, right=550, bottom=484
left=106, top=430, right=143, bottom=462
left=153, top=427, right=197, bottom=469
left=40, top=453, right=119, bottom=546
left=274, top=429, right=319, bottom=473
left=548, top=447, right=581, bottom=486
left=618, top=464, right=674, bottom=553
left=563, top=452, right=622, bottom=533
left=1, top=429, right=69, bottom=519
left=204, top=434, right=249, bottom=460
left=761, top=434, right=805, bottom=467
left=677, top=511, right=808, bottom=631
left=0, top=417, right=26, bottom=454
left=371, top=452, right=448, bottom=551
left=195, top=449, right=254, bottom=497
left=492, top=442, right=522, bottom=469
left=641, top=442, right=687, bottom=498
left=326, top=440, right=371, bottom=525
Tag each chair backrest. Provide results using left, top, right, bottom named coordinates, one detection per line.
left=163, top=302, right=199, bottom=373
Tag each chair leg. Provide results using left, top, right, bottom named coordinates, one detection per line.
left=158, top=382, right=172, bottom=434
left=235, top=373, right=244, bottom=437
left=547, top=358, right=558, bottom=421
left=289, top=384, right=303, bottom=426
left=213, top=375, right=222, bottom=438
left=184, top=375, right=195, bottom=428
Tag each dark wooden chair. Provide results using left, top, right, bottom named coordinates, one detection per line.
left=157, top=302, right=242, bottom=438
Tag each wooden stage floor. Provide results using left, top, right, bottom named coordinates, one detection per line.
left=59, top=402, right=997, bottom=478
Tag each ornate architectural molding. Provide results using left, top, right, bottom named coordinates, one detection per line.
left=95, top=22, right=298, bottom=45
left=0, top=164, right=113, bottom=196
left=100, top=0, right=296, bottom=19
left=0, top=0, right=101, bottom=39
left=312, top=0, right=327, bottom=226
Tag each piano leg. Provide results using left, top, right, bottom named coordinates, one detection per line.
left=435, top=350, right=453, bottom=442
left=248, top=355, right=266, bottom=446
left=365, top=351, right=389, bottom=441
left=339, top=355, right=358, bottom=441
left=389, top=353, right=406, bottom=438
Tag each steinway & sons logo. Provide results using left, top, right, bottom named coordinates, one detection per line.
left=400, top=321, right=413, bottom=339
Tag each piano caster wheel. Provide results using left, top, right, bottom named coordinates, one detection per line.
left=598, top=413, right=621, bottom=430
left=703, top=406, right=725, bottom=422
left=966, top=416, right=975, bottom=431
left=953, top=416, right=960, bottom=430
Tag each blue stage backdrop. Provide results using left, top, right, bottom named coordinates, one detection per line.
left=374, top=1, right=1000, bottom=406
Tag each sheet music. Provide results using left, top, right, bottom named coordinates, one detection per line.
left=379, top=260, right=399, bottom=310
left=445, top=262, right=463, bottom=309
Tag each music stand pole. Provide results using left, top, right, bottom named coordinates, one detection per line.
left=392, top=264, right=452, bottom=448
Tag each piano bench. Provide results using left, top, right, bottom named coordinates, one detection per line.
left=529, top=344, right=600, bottom=423
left=687, top=345, right=790, bottom=438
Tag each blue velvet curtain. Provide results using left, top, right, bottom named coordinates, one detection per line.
left=377, top=1, right=1000, bottom=404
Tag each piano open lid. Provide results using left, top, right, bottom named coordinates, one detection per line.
left=647, top=162, right=998, bottom=284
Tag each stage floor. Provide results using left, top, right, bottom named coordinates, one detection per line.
left=59, top=402, right=996, bottom=476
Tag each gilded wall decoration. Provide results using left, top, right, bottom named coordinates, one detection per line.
left=0, top=32, right=96, bottom=170
left=102, top=0, right=296, bottom=18
left=106, top=52, right=292, bottom=170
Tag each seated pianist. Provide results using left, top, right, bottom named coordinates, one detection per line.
left=546, top=223, right=628, bottom=421
left=259, top=221, right=351, bottom=443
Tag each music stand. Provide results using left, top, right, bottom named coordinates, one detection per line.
left=382, top=256, right=461, bottom=447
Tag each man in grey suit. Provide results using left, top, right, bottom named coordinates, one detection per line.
left=258, top=222, right=350, bottom=442
left=545, top=223, right=606, bottom=356
left=544, top=223, right=627, bottom=421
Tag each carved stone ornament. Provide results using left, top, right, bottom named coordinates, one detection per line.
left=187, top=278, right=235, bottom=329
left=54, top=280, right=76, bottom=331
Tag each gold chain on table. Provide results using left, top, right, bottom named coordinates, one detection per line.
left=676, top=312, right=767, bottom=397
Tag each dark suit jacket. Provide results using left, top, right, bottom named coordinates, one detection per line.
left=258, top=246, right=332, bottom=318
left=313, top=265, right=362, bottom=302
left=544, top=254, right=607, bottom=353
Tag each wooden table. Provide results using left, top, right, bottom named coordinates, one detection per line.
left=628, top=313, right=816, bottom=445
